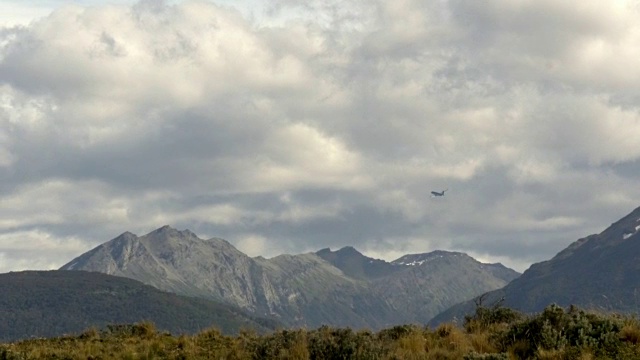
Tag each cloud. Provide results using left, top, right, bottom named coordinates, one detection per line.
left=1, top=0, right=640, bottom=273
left=0, top=229, right=89, bottom=273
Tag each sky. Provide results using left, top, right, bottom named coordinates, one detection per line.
left=2, top=0, right=640, bottom=273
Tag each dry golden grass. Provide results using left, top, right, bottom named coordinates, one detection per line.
left=6, top=307, right=640, bottom=360
left=535, top=347, right=598, bottom=360
left=390, top=328, right=427, bottom=359
left=535, top=347, right=565, bottom=360
left=274, top=330, right=309, bottom=360
left=469, top=331, right=499, bottom=354
left=620, top=323, right=640, bottom=345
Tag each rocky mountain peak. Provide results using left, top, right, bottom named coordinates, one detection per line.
left=149, top=225, right=197, bottom=238
left=316, top=246, right=364, bottom=259
left=61, top=228, right=520, bottom=330
left=392, top=250, right=468, bottom=266
left=315, top=246, right=403, bottom=281
left=336, top=246, right=362, bottom=255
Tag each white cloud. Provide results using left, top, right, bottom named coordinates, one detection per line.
left=0, top=180, right=127, bottom=228
left=235, top=234, right=269, bottom=257
left=1, top=0, right=640, bottom=274
left=0, top=2, right=52, bottom=27
left=0, top=230, right=91, bottom=272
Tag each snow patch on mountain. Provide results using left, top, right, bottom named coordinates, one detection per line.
left=392, top=252, right=464, bottom=266
left=397, top=259, right=429, bottom=266
left=622, top=224, right=640, bottom=240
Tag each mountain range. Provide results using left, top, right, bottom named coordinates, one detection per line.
left=430, top=205, right=640, bottom=325
left=60, top=226, right=519, bottom=329
left=9, top=204, right=640, bottom=341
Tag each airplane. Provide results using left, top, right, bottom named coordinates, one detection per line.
left=431, top=189, right=448, bottom=197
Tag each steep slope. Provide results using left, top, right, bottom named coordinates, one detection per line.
left=62, top=226, right=519, bottom=330
left=430, top=205, right=640, bottom=326
left=377, top=251, right=519, bottom=323
left=61, top=227, right=397, bottom=328
left=0, top=271, right=280, bottom=342
left=254, top=253, right=399, bottom=329
left=62, top=226, right=257, bottom=306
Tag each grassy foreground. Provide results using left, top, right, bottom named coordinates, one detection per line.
left=3, top=304, right=640, bottom=359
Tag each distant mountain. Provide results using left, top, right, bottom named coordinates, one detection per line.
left=315, top=246, right=403, bottom=280
left=376, top=251, right=520, bottom=324
left=0, top=270, right=280, bottom=342
left=61, top=226, right=520, bottom=329
left=60, top=226, right=398, bottom=329
left=392, top=251, right=519, bottom=283
left=430, top=205, right=640, bottom=326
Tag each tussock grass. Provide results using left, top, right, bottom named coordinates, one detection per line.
left=4, top=305, right=640, bottom=359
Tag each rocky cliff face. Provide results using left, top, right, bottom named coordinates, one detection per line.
left=61, top=226, right=519, bottom=329
left=430, top=205, right=640, bottom=326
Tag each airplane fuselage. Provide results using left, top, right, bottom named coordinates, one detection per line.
left=431, top=189, right=447, bottom=196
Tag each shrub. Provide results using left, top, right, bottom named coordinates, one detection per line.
left=307, top=326, right=359, bottom=360
left=4, top=305, right=640, bottom=359
left=464, top=296, right=522, bottom=333
left=620, top=323, right=640, bottom=345
left=498, top=304, right=627, bottom=358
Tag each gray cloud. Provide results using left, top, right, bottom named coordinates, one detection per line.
left=1, top=0, right=640, bottom=273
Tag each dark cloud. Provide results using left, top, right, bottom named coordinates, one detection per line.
left=1, top=0, right=640, bottom=273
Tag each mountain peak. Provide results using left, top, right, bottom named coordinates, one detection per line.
left=316, top=246, right=362, bottom=256
left=147, top=225, right=198, bottom=239
left=336, top=246, right=363, bottom=255
left=60, top=227, right=520, bottom=330
left=392, top=250, right=468, bottom=266
left=111, top=231, right=137, bottom=243
left=153, top=225, right=178, bottom=233
left=315, top=246, right=402, bottom=280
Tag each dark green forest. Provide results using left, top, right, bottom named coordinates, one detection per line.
left=0, top=271, right=279, bottom=342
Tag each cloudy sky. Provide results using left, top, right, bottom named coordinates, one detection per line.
left=2, top=0, right=640, bottom=273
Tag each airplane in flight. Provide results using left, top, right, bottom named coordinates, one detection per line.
left=431, top=189, right=448, bottom=197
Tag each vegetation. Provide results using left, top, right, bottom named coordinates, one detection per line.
left=0, top=271, right=280, bottom=342
left=3, top=304, right=640, bottom=359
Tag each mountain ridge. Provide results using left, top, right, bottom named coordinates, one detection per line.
left=61, top=226, right=520, bottom=329
left=430, top=204, right=640, bottom=326
left=0, top=270, right=280, bottom=342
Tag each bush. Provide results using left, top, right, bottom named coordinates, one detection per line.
left=307, top=326, right=360, bottom=359
left=4, top=305, right=640, bottom=359
left=498, top=304, right=628, bottom=358
left=464, top=295, right=522, bottom=334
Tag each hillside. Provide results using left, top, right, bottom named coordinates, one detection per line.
left=375, top=251, right=520, bottom=324
left=430, top=204, right=640, bottom=325
left=0, top=271, right=280, bottom=342
left=60, top=227, right=519, bottom=329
